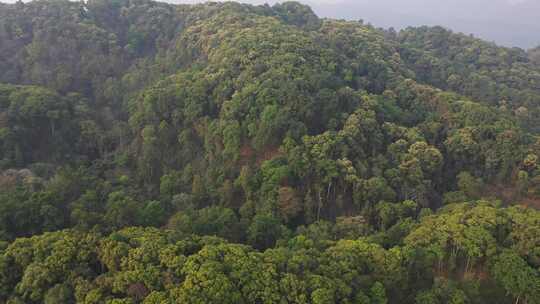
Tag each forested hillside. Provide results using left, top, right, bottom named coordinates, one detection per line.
left=0, top=0, right=539, bottom=303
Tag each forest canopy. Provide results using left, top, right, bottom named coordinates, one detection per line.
left=0, top=0, right=539, bottom=303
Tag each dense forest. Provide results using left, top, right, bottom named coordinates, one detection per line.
left=0, top=0, right=539, bottom=303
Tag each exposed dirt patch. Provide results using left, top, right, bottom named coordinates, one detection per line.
left=520, top=197, right=540, bottom=209
left=482, top=183, right=540, bottom=210
left=239, top=144, right=282, bottom=165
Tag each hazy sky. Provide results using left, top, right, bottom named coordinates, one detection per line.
left=3, top=0, right=539, bottom=48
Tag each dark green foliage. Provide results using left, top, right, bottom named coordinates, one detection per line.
left=397, top=26, right=540, bottom=133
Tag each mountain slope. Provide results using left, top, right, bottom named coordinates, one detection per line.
left=0, top=1, right=539, bottom=303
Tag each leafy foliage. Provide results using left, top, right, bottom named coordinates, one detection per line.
left=0, top=0, right=539, bottom=303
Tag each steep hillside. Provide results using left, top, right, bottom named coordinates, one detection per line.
left=0, top=1, right=539, bottom=303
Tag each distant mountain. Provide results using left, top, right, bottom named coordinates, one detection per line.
left=1, top=0, right=537, bottom=47
left=306, top=0, right=540, bottom=49
left=171, top=0, right=540, bottom=49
